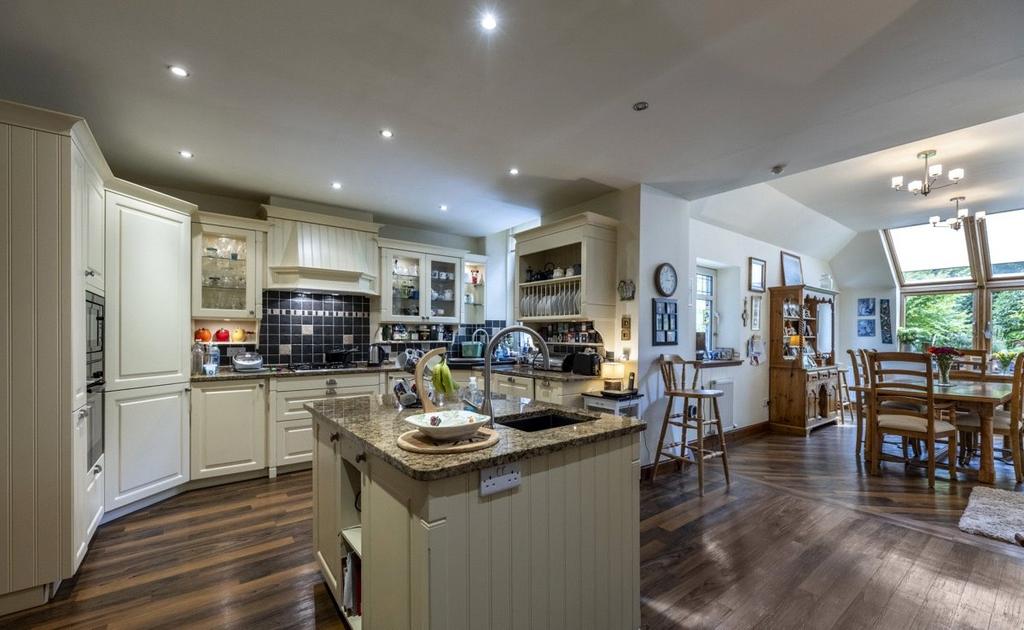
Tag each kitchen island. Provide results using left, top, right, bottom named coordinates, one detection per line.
left=306, top=394, right=644, bottom=630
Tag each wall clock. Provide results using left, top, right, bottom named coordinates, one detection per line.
left=654, top=263, right=677, bottom=297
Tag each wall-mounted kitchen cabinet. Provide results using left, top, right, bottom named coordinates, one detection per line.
left=514, top=212, right=617, bottom=325
left=191, top=379, right=267, bottom=479
left=380, top=239, right=465, bottom=324
left=192, top=214, right=266, bottom=319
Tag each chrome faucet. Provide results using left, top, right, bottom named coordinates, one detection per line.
left=471, top=328, right=490, bottom=345
left=464, top=325, right=550, bottom=425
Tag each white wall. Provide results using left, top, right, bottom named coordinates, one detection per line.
left=681, top=219, right=834, bottom=436
left=484, top=230, right=509, bottom=322
left=836, top=287, right=899, bottom=359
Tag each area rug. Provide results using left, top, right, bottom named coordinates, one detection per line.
left=958, top=486, right=1024, bottom=545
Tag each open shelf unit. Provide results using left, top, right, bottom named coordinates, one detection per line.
left=462, top=256, right=486, bottom=326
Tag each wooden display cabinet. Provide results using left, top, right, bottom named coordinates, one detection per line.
left=767, top=285, right=842, bottom=436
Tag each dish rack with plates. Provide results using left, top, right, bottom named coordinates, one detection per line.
left=519, top=276, right=582, bottom=319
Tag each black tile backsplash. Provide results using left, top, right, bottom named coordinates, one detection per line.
left=258, top=290, right=370, bottom=365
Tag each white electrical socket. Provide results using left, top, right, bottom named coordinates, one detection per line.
left=480, top=463, right=521, bottom=497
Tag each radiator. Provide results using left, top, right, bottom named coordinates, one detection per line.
left=708, top=377, right=735, bottom=429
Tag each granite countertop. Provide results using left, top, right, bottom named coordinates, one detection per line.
left=190, top=363, right=403, bottom=382
left=305, top=395, right=645, bottom=481
left=472, top=365, right=602, bottom=382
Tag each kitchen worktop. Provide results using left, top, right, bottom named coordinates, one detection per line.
left=305, top=394, right=645, bottom=481
left=190, top=363, right=403, bottom=382
left=473, top=365, right=603, bottom=382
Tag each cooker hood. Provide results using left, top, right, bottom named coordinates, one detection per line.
left=262, top=204, right=381, bottom=295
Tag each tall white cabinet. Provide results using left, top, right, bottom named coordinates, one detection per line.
left=103, top=186, right=193, bottom=514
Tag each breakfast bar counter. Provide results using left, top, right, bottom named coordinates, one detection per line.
left=305, top=394, right=644, bottom=630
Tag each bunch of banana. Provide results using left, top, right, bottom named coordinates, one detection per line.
left=431, top=357, right=459, bottom=396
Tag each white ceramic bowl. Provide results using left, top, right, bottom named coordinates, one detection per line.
left=403, top=410, right=490, bottom=442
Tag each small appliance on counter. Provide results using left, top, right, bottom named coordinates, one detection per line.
left=232, top=351, right=264, bottom=372
left=571, top=350, right=604, bottom=376
left=368, top=343, right=390, bottom=366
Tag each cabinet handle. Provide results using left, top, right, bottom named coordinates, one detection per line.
left=84, top=269, right=96, bottom=277
left=92, top=464, right=102, bottom=474
left=356, top=453, right=366, bottom=463
left=330, top=432, right=340, bottom=442
left=249, top=310, right=255, bottom=315
left=258, top=383, right=264, bottom=388
left=326, top=379, right=338, bottom=386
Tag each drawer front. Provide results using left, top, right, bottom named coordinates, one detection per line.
left=275, top=372, right=381, bottom=392
left=275, top=419, right=313, bottom=466
left=274, top=384, right=381, bottom=423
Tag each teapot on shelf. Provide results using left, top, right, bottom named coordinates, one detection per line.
left=552, top=266, right=565, bottom=279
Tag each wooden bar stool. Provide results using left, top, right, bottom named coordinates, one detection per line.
left=651, top=355, right=731, bottom=496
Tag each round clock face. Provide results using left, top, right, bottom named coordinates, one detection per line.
left=655, top=263, right=677, bottom=296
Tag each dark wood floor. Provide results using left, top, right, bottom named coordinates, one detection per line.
left=2, top=424, right=1023, bottom=629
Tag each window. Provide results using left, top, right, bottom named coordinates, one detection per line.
left=991, top=289, right=1024, bottom=352
left=888, top=223, right=972, bottom=284
left=983, top=208, right=1024, bottom=278
left=695, top=267, right=715, bottom=352
left=902, top=292, right=975, bottom=350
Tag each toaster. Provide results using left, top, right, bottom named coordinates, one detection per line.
left=232, top=351, right=264, bottom=372
left=571, top=351, right=603, bottom=376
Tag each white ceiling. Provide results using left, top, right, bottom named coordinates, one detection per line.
left=3, top=1, right=1024, bottom=236
left=769, top=110, right=1024, bottom=232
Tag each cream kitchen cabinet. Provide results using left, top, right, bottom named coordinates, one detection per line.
left=534, top=376, right=603, bottom=407
left=380, top=243, right=464, bottom=324
left=192, top=215, right=265, bottom=319
left=268, top=373, right=382, bottom=473
left=491, top=373, right=536, bottom=400
left=104, top=383, right=190, bottom=510
left=72, top=406, right=103, bottom=572
left=191, top=379, right=267, bottom=479
left=104, top=191, right=191, bottom=390
left=83, top=157, right=105, bottom=294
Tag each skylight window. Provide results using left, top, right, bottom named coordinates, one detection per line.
left=888, top=222, right=972, bottom=284
left=983, top=208, right=1024, bottom=278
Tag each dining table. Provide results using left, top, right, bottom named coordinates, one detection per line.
left=852, top=379, right=1014, bottom=484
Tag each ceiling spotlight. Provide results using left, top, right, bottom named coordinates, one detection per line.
left=178, top=149, right=193, bottom=159
left=770, top=163, right=787, bottom=175
left=439, top=204, right=449, bottom=212
left=331, top=181, right=342, bottom=190
left=632, top=101, right=649, bottom=111
left=509, top=167, right=520, bottom=176
left=480, top=12, right=497, bottom=31
left=168, top=65, right=189, bottom=78
left=379, top=128, right=394, bottom=139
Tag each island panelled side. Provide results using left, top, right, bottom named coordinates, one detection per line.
left=768, top=285, right=842, bottom=436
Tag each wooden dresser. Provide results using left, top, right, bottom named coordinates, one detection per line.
left=767, top=285, right=842, bottom=436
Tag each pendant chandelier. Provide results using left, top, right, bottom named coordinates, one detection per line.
left=890, top=149, right=964, bottom=196
left=929, top=196, right=985, bottom=231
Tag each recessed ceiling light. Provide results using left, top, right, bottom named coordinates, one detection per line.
left=439, top=204, right=448, bottom=212
left=178, top=149, right=193, bottom=159
left=379, top=128, right=394, bottom=139
left=632, top=101, right=649, bottom=111
left=331, top=181, right=342, bottom=190
left=168, top=65, right=189, bottom=78
left=480, top=13, right=497, bottom=31
left=509, top=167, right=520, bottom=176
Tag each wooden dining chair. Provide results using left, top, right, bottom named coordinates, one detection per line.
left=951, top=349, right=989, bottom=381
left=954, top=354, right=1024, bottom=482
left=651, top=355, right=730, bottom=495
left=865, top=351, right=957, bottom=488
left=846, top=349, right=868, bottom=459
left=860, top=348, right=921, bottom=461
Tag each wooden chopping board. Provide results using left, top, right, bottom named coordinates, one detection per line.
left=397, top=427, right=500, bottom=454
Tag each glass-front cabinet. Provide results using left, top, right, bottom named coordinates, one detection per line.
left=381, top=248, right=462, bottom=323
left=192, top=223, right=262, bottom=318
left=462, top=258, right=486, bottom=325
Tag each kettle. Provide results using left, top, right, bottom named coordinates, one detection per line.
left=369, top=343, right=390, bottom=366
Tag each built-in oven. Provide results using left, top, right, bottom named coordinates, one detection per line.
left=86, top=291, right=104, bottom=381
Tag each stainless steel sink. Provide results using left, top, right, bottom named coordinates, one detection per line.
left=496, top=411, right=596, bottom=433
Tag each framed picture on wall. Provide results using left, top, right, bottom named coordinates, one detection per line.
left=652, top=298, right=679, bottom=346
left=780, top=251, right=803, bottom=285
left=857, top=319, right=876, bottom=337
left=749, top=257, right=766, bottom=293
left=750, top=295, right=762, bottom=332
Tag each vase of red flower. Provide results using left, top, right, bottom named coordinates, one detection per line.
left=928, top=346, right=962, bottom=385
